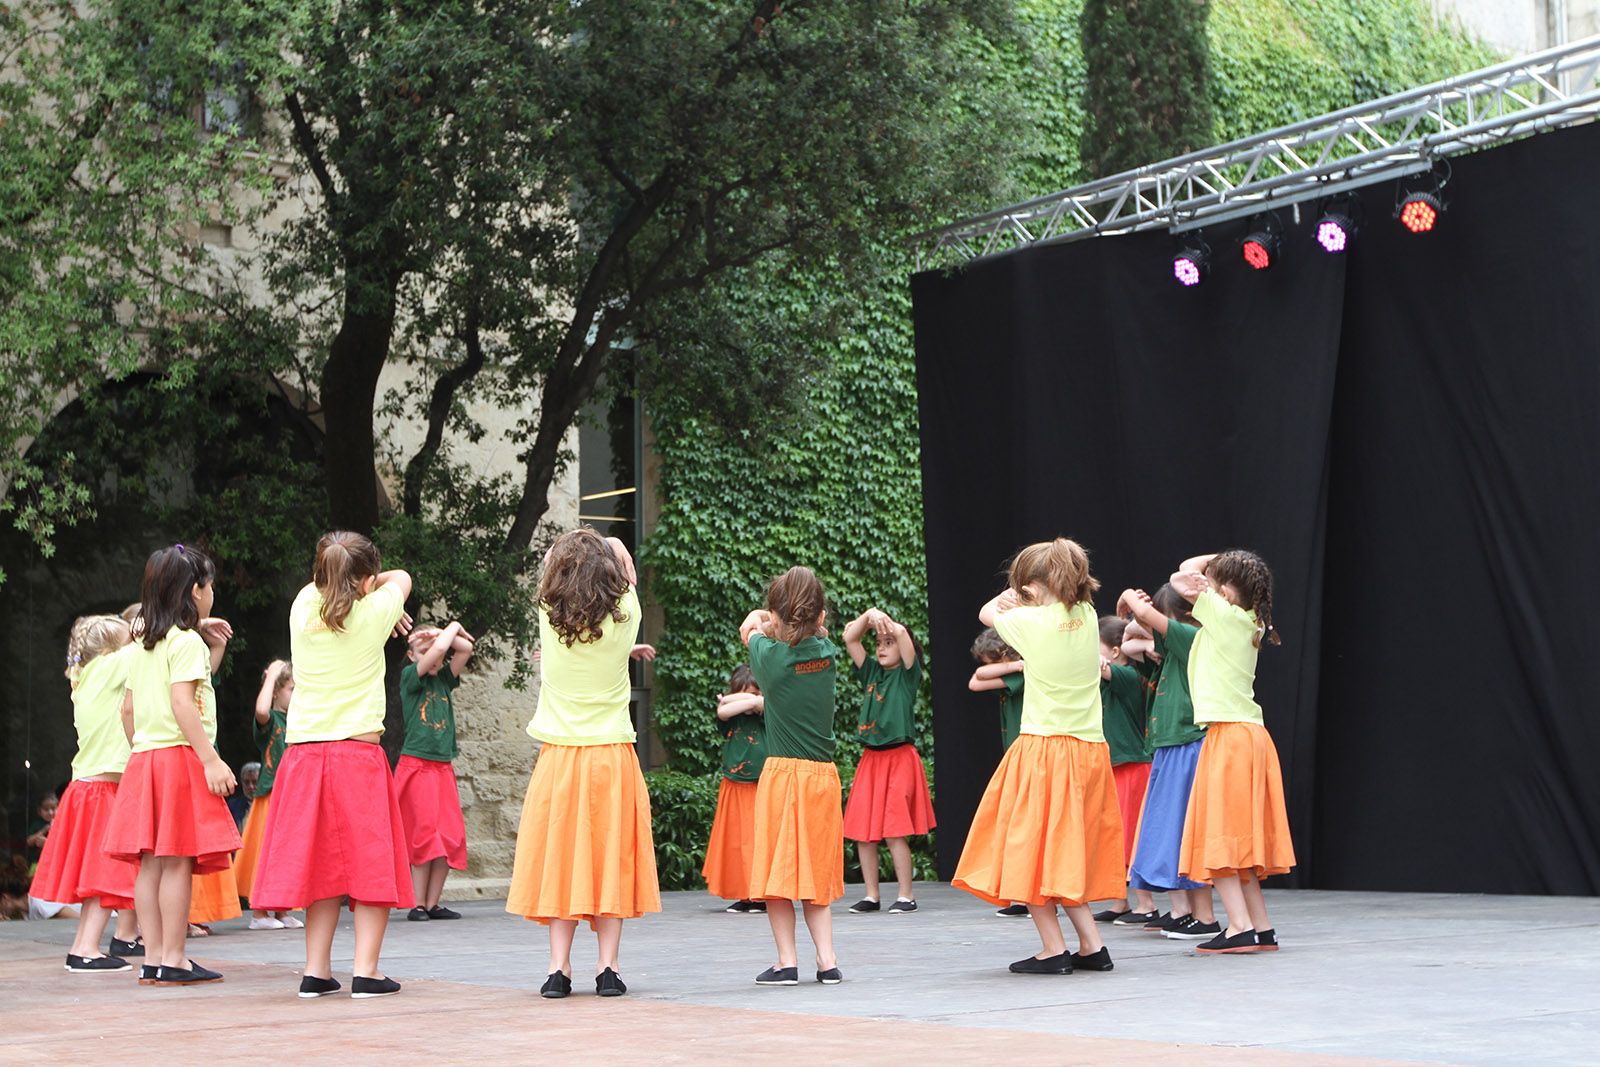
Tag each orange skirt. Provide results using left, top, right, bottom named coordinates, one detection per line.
left=189, top=863, right=242, bottom=924
left=1112, top=761, right=1152, bottom=865
left=506, top=742, right=660, bottom=926
left=953, top=734, right=1126, bottom=908
left=233, top=793, right=270, bottom=898
left=702, top=778, right=760, bottom=901
left=748, top=757, right=844, bottom=906
left=1178, top=722, right=1296, bottom=883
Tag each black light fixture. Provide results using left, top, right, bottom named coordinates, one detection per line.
left=1240, top=213, right=1283, bottom=271
left=1172, top=234, right=1212, bottom=287
left=1396, top=160, right=1451, bottom=234
left=1315, top=194, right=1362, bottom=254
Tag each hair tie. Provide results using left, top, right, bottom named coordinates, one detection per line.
left=175, top=543, right=185, bottom=552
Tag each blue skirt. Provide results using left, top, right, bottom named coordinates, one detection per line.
left=1127, top=738, right=1208, bottom=891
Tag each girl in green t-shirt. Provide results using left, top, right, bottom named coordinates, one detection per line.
left=701, top=664, right=767, bottom=913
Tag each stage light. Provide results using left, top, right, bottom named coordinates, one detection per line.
left=1239, top=213, right=1283, bottom=271
left=1172, top=240, right=1210, bottom=287
left=1397, top=191, right=1443, bottom=233
left=1315, top=194, right=1361, bottom=254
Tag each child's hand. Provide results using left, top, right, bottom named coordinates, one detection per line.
left=392, top=611, right=414, bottom=640
left=197, top=617, right=234, bottom=647
left=532, top=648, right=542, bottom=664
left=995, top=588, right=1020, bottom=613
left=203, top=756, right=236, bottom=797
left=262, top=658, right=289, bottom=682
left=630, top=643, right=657, bottom=662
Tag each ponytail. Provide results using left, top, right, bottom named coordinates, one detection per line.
left=1203, top=549, right=1282, bottom=648
left=312, top=531, right=383, bottom=632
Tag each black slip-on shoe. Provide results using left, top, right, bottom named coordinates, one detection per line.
left=596, top=968, right=627, bottom=997
left=724, top=899, right=756, bottom=913
left=138, top=965, right=159, bottom=984
left=1145, top=911, right=1184, bottom=933
left=351, top=975, right=402, bottom=999
left=1069, top=947, right=1114, bottom=972
left=66, top=953, right=130, bottom=973
left=298, top=975, right=342, bottom=999
left=1195, top=929, right=1258, bottom=955
left=406, top=907, right=430, bottom=922
left=887, top=899, right=918, bottom=914
left=427, top=905, right=461, bottom=920
left=1164, top=917, right=1222, bottom=941
left=540, top=971, right=573, bottom=998
left=1091, top=907, right=1127, bottom=923
left=816, top=967, right=843, bottom=985
left=154, top=961, right=223, bottom=985
left=1009, top=952, right=1072, bottom=975
left=1112, top=909, right=1159, bottom=927
left=1253, top=928, right=1279, bottom=952
left=847, top=898, right=880, bottom=913
left=755, top=966, right=799, bottom=986
left=995, top=903, right=1030, bottom=917
left=109, top=936, right=145, bottom=957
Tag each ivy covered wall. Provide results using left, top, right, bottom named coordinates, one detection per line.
left=640, top=0, right=1497, bottom=886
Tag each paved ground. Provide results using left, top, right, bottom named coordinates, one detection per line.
left=3, top=884, right=1597, bottom=1066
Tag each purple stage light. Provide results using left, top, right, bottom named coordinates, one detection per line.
left=1316, top=219, right=1349, bottom=253
left=1173, top=256, right=1202, bottom=286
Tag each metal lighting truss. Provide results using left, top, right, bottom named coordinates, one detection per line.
left=913, top=35, right=1600, bottom=268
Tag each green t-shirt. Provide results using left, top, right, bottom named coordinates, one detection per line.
left=400, top=662, right=461, bottom=762
left=747, top=633, right=838, bottom=763
left=719, top=711, right=767, bottom=783
left=1101, top=664, right=1150, bottom=765
left=999, top=672, right=1024, bottom=752
left=254, top=708, right=289, bottom=796
left=1147, top=620, right=1205, bottom=748
left=854, top=655, right=921, bottom=749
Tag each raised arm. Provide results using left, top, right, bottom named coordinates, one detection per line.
left=416, top=623, right=461, bottom=676
left=449, top=627, right=477, bottom=677
left=740, top=609, right=772, bottom=647
left=1118, top=588, right=1170, bottom=635
left=197, top=617, right=233, bottom=675
left=255, top=660, right=287, bottom=724
left=375, top=569, right=415, bottom=637
left=717, top=692, right=765, bottom=720
left=841, top=610, right=873, bottom=668
left=968, top=659, right=1024, bottom=692
left=978, top=588, right=1019, bottom=628
left=120, top=688, right=135, bottom=744
left=1169, top=557, right=1213, bottom=602
left=607, top=537, right=638, bottom=586
left=876, top=610, right=918, bottom=670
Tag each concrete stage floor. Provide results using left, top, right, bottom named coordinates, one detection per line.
left=2, top=884, right=1596, bottom=1066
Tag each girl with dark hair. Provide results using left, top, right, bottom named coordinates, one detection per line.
left=741, top=566, right=844, bottom=986
left=840, top=607, right=935, bottom=915
left=1172, top=550, right=1295, bottom=954
left=507, top=527, right=660, bottom=1000
left=251, top=531, right=415, bottom=999
left=102, top=544, right=240, bottom=986
left=953, top=538, right=1124, bottom=976
left=701, top=664, right=768, bottom=914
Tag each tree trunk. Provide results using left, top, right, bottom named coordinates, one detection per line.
left=321, top=283, right=398, bottom=534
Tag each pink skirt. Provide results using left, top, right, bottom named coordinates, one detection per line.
left=102, top=748, right=241, bottom=875
left=249, top=741, right=416, bottom=910
left=394, top=755, right=468, bottom=870
left=30, top=780, right=136, bottom=908
left=841, top=744, right=936, bottom=842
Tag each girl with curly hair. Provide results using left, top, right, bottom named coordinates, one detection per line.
left=508, top=528, right=660, bottom=999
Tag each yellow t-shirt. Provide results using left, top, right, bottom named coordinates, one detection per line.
left=129, top=627, right=217, bottom=753
left=1188, top=588, right=1264, bottom=726
left=287, top=582, right=406, bottom=744
left=993, top=599, right=1104, bottom=742
left=528, top=586, right=641, bottom=747
left=71, top=644, right=134, bottom=777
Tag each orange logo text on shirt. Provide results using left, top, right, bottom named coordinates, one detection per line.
left=794, top=659, right=832, bottom=675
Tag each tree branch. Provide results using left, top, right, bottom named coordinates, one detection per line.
left=403, top=302, right=488, bottom=518
left=284, top=91, right=339, bottom=205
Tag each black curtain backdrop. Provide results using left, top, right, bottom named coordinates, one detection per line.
left=912, top=121, right=1600, bottom=894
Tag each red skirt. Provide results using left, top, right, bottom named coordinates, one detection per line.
left=102, top=748, right=242, bottom=875
left=701, top=778, right=759, bottom=900
left=233, top=793, right=270, bottom=898
left=394, top=755, right=468, bottom=870
left=250, top=741, right=415, bottom=910
left=1112, top=761, right=1152, bottom=865
left=842, top=744, right=937, bottom=843
left=29, top=779, right=136, bottom=908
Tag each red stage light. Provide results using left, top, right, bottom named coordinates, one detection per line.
left=1242, top=239, right=1272, bottom=270
left=1397, top=192, right=1443, bottom=233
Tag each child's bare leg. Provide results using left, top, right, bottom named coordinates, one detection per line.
left=351, top=903, right=390, bottom=978
left=303, top=897, right=341, bottom=978
left=856, top=841, right=880, bottom=900
left=547, top=917, right=577, bottom=977
left=765, top=898, right=798, bottom=967
left=1240, top=872, right=1271, bottom=931
left=70, top=899, right=112, bottom=957
left=594, top=916, right=623, bottom=973
left=1133, top=888, right=1156, bottom=912
left=409, top=864, right=428, bottom=909
left=886, top=837, right=914, bottom=900
left=801, top=901, right=836, bottom=969
left=1189, top=884, right=1216, bottom=923
left=426, top=859, right=449, bottom=909
left=1064, top=903, right=1104, bottom=955
left=134, top=855, right=163, bottom=959
left=155, top=856, right=194, bottom=967
left=113, top=907, right=139, bottom=942
left=1025, top=904, right=1068, bottom=957
left=1168, top=887, right=1191, bottom=918
left=1211, top=873, right=1252, bottom=935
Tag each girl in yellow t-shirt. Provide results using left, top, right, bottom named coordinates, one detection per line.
left=251, top=530, right=415, bottom=1000
left=952, top=538, right=1126, bottom=976
left=30, top=615, right=141, bottom=971
left=1172, top=549, right=1296, bottom=955
left=507, top=528, right=660, bottom=1000
left=102, top=544, right=241, bottom=986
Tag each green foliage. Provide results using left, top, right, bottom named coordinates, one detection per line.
left=644, top=769, right=721, bottom=892
left=1082, top=0, right=1216, bottom=179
